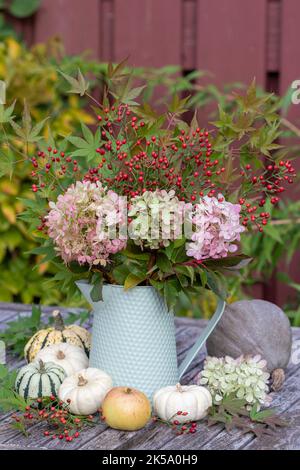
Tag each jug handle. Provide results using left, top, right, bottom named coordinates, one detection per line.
left=178, top=298, right=226, bottom=379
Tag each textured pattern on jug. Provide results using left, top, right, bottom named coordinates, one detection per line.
left=88, top=285, right=179, bottom=399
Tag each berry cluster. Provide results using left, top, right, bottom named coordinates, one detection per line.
left=154, top=410, right=198, bottom=435
left=29, top=100, right=296, bottom=233
left=238, top=160, right=296, bottom=231
left=11, top=395, right=96, bottom=443
left=94, top=108, right=218, bottom=201
left=30, top=147, right=80, bottom=194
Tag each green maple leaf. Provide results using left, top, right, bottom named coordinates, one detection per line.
left=0, top=147, right=14, bottom=178
left=9, top=102, right=48, bottom=143
left=107, top=57, right=129, bottom=80
left=221, top=395, right=250, bottom=416
left=169, top=94, right=190, bottom=114
left=135, top=103, right=160, bottom=123
left=0, top=101, right=16, bottom=123
left=67, top=124, right=101, bottom=161
left=236, top=79, right=270, bottom=112
left=59, top=68, right=89, bottom=96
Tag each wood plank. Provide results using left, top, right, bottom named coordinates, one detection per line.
left=6, top=15, right=35, bottom=47
left=133, top=332, right=300, bottom=450
left=0, top=303, right=32, bottom=312
left=113, top=0, right=181, bottom=67
left=100, top=0, right=114, bottom=62
left=1, top=306, right=300, bottom=449
left=0, top=413, right=106, bottom=450
left=0, top=321, right=207, bottom=450
left=0, top=443, right=48, bottom=450
left=277, top=0, right=300, bottom=307
left=196, top=0, right=267, bottom=86
left=280, top=0, right=300, bottom=99
left=80, top=359, right=208, bottom=450
left=182, top=0, right=197, bottom=70
left=0, top=303, right=77, bottom=313
left=115, top=357, right=214, bottom=450
left=147, top=365, right=300, bottom=450
left=0, top=411, right=15, bottom=425
left=0, top=312, right=21, bottom=327
left=175, top=317, right=207, bottom=328
left=34, top=0, right=100, bottom=57
left=179, top=343, right=300, bottom=451
left=245, top=400, right=300, bottom=450
left=0, top=306, right=88, bottom=336
left=0, top=304, right=84, bottom=320
left=266, top=0, right=281, bottom=72
left=74, top=325, right=208, bottom=450
left=199, top=367, right=300, bottom=451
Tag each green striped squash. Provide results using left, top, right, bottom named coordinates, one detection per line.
left=15, top=360, right=66, bottom=400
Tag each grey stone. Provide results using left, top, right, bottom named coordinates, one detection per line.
left=206, top=299, right=292, bottom=372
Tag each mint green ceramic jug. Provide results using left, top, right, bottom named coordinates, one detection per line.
left=76, top=281, right=225, bottom=400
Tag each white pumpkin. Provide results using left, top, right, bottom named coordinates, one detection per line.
left=35, top=343, right=88, bottom=376
left=153, top=383, right=212, bottom=423
left=59, top=367, right=113, bottom=415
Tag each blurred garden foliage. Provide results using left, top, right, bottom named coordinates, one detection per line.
left=0, top=0, right=43, bottom=40
left=0, top=36, right=203, bottom=305
left=0, top=37, right=101, bottom=304
left=0, top=35, right=299, bottom=322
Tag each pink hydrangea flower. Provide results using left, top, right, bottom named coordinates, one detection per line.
left=46, top=181, right=127, bottom=266
left=186, top=194, right=245, bottom=260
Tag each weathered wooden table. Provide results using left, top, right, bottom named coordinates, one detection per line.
left=0, top=302, right=300, bottom=451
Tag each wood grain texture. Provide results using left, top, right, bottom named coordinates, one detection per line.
left=8, top=15, right=35, bottom=47
left=198, top=366, right=300, bottom=450
left=277, top=0, right=300, bottom=307
left=0, top=304, right=300, bottom=449
left=100, top=0, right=114, bottom=62
left=280, top=0, right=300, bottom=98
left=34, top=0, right=100, bottom=57
left=114, top=0, right=181, bottom=67
left=182, top=0, right=197, bottom=70
left=245, top=405, right=300, bottom=450
left=266, top=0, right=281, bottom=72
left=196, top=0, right=267, bottom=86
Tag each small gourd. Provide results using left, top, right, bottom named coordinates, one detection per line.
left=59, top=367, right=113, bottom=415
left=15, top=360, right=66, bottom=400
left=153, top=383, right=212, bottom=423
left=35, top=343, right=88, bottom=376
left=24, top=310, right=91, bottom=363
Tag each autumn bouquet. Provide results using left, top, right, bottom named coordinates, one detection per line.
left=1, top=62, right=297, bottom=418
left=2, top=65, right=295, bottom=309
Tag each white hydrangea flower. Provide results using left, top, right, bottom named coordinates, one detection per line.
left=197, top=355, right=271, bottom=409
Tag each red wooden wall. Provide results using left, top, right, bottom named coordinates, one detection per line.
left=10, top=0, right=300, bottom=306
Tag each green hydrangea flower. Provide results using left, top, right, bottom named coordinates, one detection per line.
left=197, top=355, right=270, bottom=408
left=128, top=189, right=185, bottom=249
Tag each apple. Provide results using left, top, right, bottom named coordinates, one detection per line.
left=102, top=386, right=151, bottom=431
